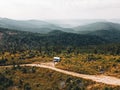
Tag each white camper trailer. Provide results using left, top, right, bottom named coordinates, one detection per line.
left=53, top=57, right=60, bottom=62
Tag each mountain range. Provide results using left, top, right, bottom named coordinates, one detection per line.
left=0, top=18, right=63, bottom=33
left=74, top=22, right=120, bottom=33
left=0, top=18, right=120, bottom=44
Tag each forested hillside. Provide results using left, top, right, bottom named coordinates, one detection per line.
left=0, top=28, right=108, bottom=53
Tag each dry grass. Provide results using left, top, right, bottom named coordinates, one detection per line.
left=0, top=67, right=119, bottom=90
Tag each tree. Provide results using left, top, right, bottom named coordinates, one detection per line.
left=24, top=83, right=31, bottom=90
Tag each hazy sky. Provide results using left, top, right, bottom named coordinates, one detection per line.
left=0, top=0, right=120, bottom=20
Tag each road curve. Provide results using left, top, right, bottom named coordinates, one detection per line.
left=1, top=63, right=120, bottom=86
left=20, top=64, right=120, bottom=86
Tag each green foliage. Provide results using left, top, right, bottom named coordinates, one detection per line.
left=0, top=27, right=108, bottom=54
left=0, top=27, right=120, bottom=57
left=0, top=73, right=13, bottom=89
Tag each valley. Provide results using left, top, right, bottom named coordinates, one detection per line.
left=0, top=18, right=120, bottom=90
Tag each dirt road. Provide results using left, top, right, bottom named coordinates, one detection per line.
left=1, top=62, right=120, bottom=86
left=20, top=63, right=120, bottom=86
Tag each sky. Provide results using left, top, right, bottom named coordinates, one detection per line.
left=0, top=0, right=120, bottom=20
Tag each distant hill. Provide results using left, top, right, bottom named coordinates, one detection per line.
left=47, top=19, right=106, bottom=28
left=74, top=22, right=120, bottom=33
left=0, top=18, right=63, bottom=33
left=73, top=22, right=120, bottom=42
left=0, top=18, right=77, bottom=33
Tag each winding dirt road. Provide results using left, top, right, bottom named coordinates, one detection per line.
left=1, top=62, right=120, bottom=86
left=22, top=63, right=120, bottom=86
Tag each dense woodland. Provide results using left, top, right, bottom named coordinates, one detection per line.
left=0, top=28, right=120, bottom=55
